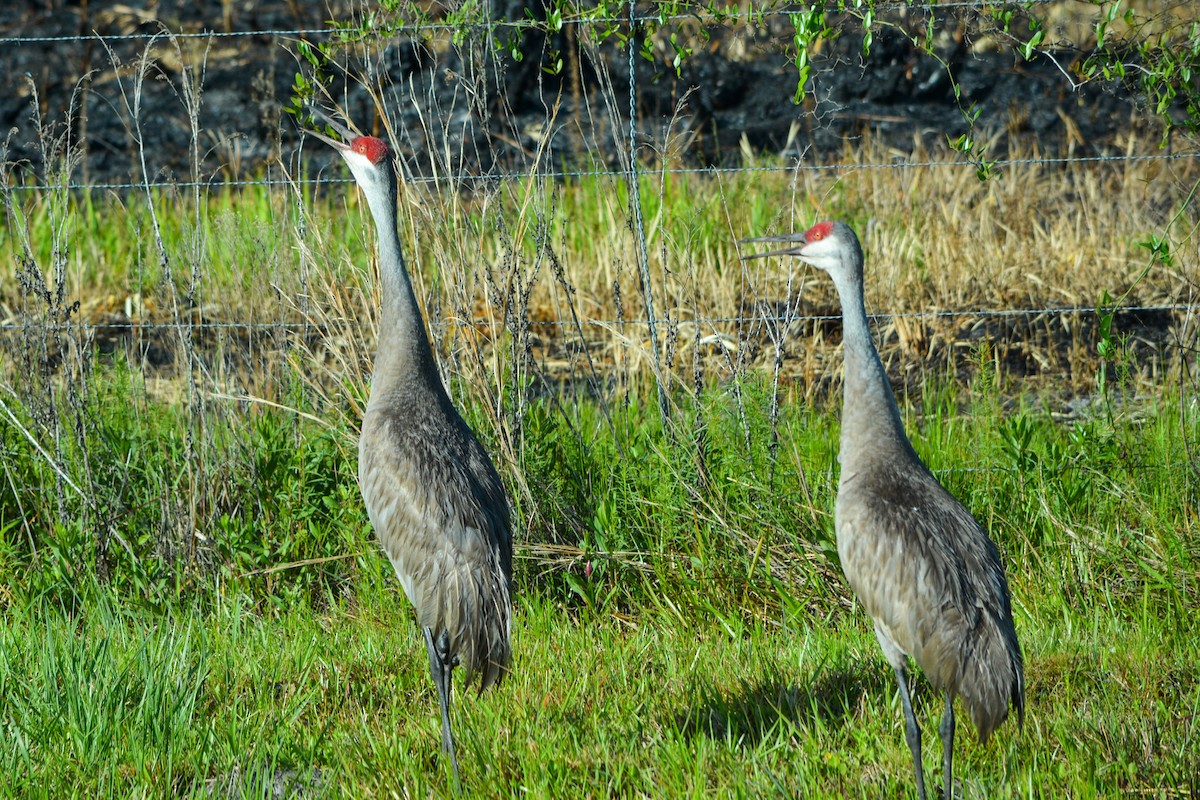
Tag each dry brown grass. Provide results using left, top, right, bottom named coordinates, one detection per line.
left=361, top=132, right=1199, bottom=409
left=3, top=131, right=1196, bottom=425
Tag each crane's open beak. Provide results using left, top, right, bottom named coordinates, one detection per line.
left=304, top=107, right=358, bottom=152
left=739, top=232, right=808, bottom=260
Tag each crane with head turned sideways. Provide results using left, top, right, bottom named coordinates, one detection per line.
left=743, top=220, right=1024, bottom=800
left=305, top=109, right=513, bottom=782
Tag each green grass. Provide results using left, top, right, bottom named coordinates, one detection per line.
left=0, top=358, right=1197, bottom=796
left=0, top=568, right=1197, bottom=797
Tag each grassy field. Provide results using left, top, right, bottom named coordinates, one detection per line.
left=1, top=125, right=1199, bottom=797
left=2, top=569, right=1198, bottom=797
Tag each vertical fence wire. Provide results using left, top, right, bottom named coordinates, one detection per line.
left=625, top=0, right=669, bottom=427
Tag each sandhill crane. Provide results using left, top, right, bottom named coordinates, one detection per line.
left=306, top=110, right=512, bottom=780
left=743, top=221, right=1024, bottom=799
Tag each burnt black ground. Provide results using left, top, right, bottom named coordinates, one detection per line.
left=0, top=0, right=1153, bottom=187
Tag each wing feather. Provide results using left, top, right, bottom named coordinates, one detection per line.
left=359, top=396, right=512, bottom=690
left=836, top=460, right=1022, bottom=738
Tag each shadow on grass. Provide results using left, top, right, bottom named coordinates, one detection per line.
left=672, top=660, right=894, bottom=748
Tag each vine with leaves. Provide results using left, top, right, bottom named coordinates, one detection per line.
left=289, top=0, right=1196, bottom=166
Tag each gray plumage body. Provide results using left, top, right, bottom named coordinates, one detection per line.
left=743, top=221, right=1023, bottom=799
left=359, top=372, right=512, bottom=693
left=835, top=271, right=1022, bottom=745
left=308, top=113, right=511, bottom=777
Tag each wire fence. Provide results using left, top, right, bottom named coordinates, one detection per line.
left=2, top=0, right=1198, bottom=411
left=0, top=304, right=1195, bottom=333
left=7, top=152, right=1198, bottom=194
left=3, top=1, right=1196, bottom=185
left=0, top=1, right=1197, bottom=593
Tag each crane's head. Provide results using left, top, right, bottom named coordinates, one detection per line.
left=740, top=220, right=863, bottom=279
left=305, top=108, right=396, bottom=201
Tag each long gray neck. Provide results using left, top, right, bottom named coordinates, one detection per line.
left=362, top=182, right=440, bottom=396
left=830, top=268, right=917, bottom=476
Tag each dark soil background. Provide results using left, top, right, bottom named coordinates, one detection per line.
left=0, top=0, right=1155, bottom=187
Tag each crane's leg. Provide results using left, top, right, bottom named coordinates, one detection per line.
left=939, top=691, right=955, bottom=800
left=892, top=664, right=927, bottom=800
left=423, top=626, right=460, bottom=782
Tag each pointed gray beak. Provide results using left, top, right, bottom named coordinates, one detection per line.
left=739, top=232, right=809, bottom=260
left=305, top=107, right=359, bottom=152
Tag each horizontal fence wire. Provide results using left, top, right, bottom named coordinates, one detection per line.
left=0, top=305, right=1193, bottom=333
left=0, top=0, right=1061, bottom=45
left=8, top=153, right=1197, bottom=194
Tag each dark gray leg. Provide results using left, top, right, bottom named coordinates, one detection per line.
left=423, top=626, right=459, bottom=782
left=939, top=692, right=955, bottom=800
left=893, top=664, right=927, bottom=800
